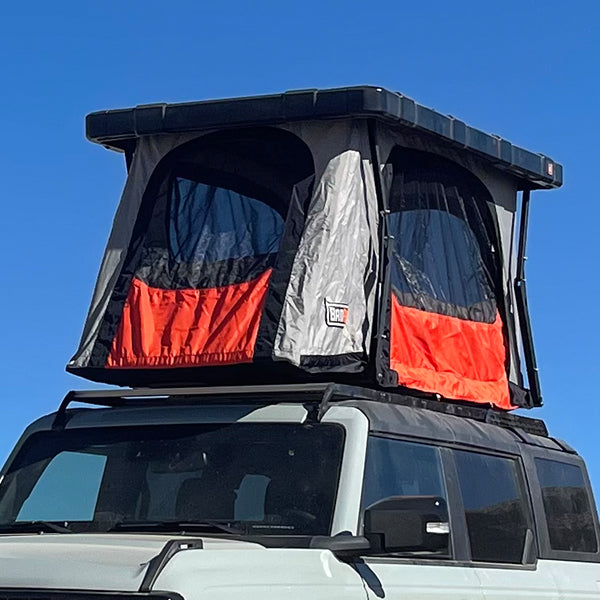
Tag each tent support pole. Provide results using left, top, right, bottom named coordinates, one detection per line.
left=367, top=119, right=395, bottom=386
left=515, top=188, right=542, bottom=407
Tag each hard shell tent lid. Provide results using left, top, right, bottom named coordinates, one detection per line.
left=68, top=86, right=562, bottom=411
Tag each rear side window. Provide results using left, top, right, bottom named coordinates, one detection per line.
left=535, top=458, right=598, bottom=553
left=455, top=451, right=530, bottom=563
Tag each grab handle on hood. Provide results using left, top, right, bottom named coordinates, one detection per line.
left=139, top=538, right=204, bottom=592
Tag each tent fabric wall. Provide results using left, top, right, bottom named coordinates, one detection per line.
left=273, top=120, right=379, bottom=370
left=389, top=300, right=510, bottom=407
left=379, top=145, right=511, bottom=408
left=376, top=126, right=523, bottom=402
left=68, top=117, right=527, bottom=410
left=106, top=269, right=272, bottom=368
left=68, top=121, right=380, bottom=379
left=68, top=132, right=202, bottom=371
left=99, top=127, right=314, bottom=371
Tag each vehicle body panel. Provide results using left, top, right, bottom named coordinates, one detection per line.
left=154, top=547, right=366, bottom=600
left=0, top=534, right=171, bottom=590
left=0, top=389, right=599, bottom=599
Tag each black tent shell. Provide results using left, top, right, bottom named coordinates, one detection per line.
left=86, top=86, right=561, bottom=190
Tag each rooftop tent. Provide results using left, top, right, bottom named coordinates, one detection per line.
left=68, top=86, right=562, bottom=410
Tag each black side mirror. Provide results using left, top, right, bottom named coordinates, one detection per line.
left=364, top=495, right=449, bottom=554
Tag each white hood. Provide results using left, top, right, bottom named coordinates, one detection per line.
left=0, top=533, right=257, bottom=591
left=0, top=534, right=365, bottom=600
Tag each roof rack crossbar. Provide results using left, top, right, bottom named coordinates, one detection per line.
left=51, top=384, right=331, bottom=430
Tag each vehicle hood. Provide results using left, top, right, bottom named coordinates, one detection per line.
left=0, top=534, right=365, bottom=598
left=0, top=533, right=259, bottom=591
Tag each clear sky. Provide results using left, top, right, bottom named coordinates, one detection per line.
left=0, top=1, right=598, bottom=496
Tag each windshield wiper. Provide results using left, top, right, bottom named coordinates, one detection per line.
left=109, top=520, right=245, bottom=535
left=0, top=520, right=73, bottom=534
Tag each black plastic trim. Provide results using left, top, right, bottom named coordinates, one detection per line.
left=139, top=538, right=203, bottom=592
left=309, top=535, right=371, bottom=559
left=86, top=86, right=562, bottom=190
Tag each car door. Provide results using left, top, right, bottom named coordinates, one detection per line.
left=450, top=449, right=559, bottom=600
left=359, top=435, right=483, bottom=600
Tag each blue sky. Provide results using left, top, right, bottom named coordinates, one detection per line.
left=0, top=1, right=598, bottom=496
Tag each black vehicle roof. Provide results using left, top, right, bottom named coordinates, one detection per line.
left=338, top=398, right=567, bottom=455
left=86, top=85, right=562, bottom=190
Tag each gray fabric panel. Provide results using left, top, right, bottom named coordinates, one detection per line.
left=478, top=166, right=521, bottom=384
left=338, top=399, right=522, bottom=454
left=68, top=133, right=201, bottom=368
left=377, top=126, right=523, bottom=386
left=273, top=120, right=379, bottom=365
left=490, top=198, right=522, bottom=384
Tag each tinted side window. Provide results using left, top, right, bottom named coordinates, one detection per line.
left=455, top=451, right=529, bottom=563
left=361, top=437, right=449, bottom=557
left=362, top=437, right=446, bottom=510
left=535, top=458, right=598, bottom=553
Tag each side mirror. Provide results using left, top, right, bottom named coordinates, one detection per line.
left=364, top=495, right=449, bottom=554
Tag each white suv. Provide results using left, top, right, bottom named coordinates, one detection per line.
left=0, top=383, right=598, bottom=599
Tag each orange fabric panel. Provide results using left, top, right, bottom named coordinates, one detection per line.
left=107, top=270, right=272, bottom=368
left=390, top=294, right=512, bottom=409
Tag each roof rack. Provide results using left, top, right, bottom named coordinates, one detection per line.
left=51, top=383, right=329, bottom=429
left=52, top=383, right=548, bottom=437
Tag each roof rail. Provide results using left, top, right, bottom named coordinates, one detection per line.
left=52, top=383, right=548, bottom=437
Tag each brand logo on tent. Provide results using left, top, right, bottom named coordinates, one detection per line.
left=325, top=299, right=349, bottom=328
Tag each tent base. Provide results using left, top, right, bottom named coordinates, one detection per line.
left=66, top=362, right=532, bottom=410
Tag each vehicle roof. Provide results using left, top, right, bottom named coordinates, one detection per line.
left=337, top=399, right=567, bottom=455
left=86, top=85, right=562, bottom=190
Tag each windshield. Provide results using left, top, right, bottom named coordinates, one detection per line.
left=0, top=422, right=344, bottom=536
